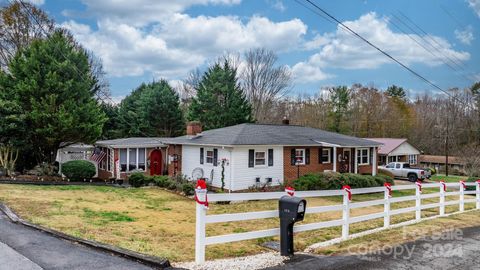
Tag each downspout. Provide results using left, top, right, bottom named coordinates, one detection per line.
left=229, top=148, right=233, bottom=193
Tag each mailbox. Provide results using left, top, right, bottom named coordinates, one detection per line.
left=278, top=195, right=307, bottom=256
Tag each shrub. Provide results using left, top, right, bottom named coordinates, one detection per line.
left=466, top=176, right=478, bottom=191
left=167, top=180, right=177, bottom=190
left=293, top=172, right=393, bottom=191
left=378, top=168, right=394, bottom=178
left=152, top=175, right=170, bottom=187
left=182, top=182, right=195, bottom=196
left=428, top=167, right=437, bottom=175
left=62, top=160, right=96, bottom=181
left=128, top=172, right=145, bottom=188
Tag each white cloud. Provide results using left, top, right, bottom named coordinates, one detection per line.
left=24, top=0, right=45, bottom=5
left=455, top=26, right=474, bottom=45
left=73, top=0, right=241, bottom=26
left=290, top=62, right=332, bottom=83
left=62, top=14, right=307, bottom=78
left=291, top=12, right=470, bottom=83
left=468, top=0, right=480, bottom=17
left=270, top=0, right=286, bottom=12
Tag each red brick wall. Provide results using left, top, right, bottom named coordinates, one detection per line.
left=358, top=165, right=373, bottom=174
left=283, top=146, right=335, bottom=181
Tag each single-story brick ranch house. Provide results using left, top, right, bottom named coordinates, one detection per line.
left=88, top=122, right=382, bottom=191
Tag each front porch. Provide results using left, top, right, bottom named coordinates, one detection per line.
left=283, top=145, right=378, bottom=181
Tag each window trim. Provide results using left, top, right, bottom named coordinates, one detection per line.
left=295, top=148, right=306, bottom=165
left=254, top=150, right=267, bottom=167
left=119, top=148, right=147, bottom=172
left=408, top=154, right=417, bottom=165
left=205, top=149, right=214, bottom=164
left=357, top=148, right=370, bottom=165
left=321, top=148, right=331, bottom=164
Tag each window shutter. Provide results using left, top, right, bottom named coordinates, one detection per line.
left=200, top=148, right=204, bottom=164
left=248, top=149, right=254, bottom=168
left=318, top=147, right=323, bottom=164
left=213, top=149, right=218, bottom=166
left=268, top=149, right=274, bottom=166
left=291, top=149, right=295, bottom=165
left=330, top=148, right=334, bottom=163
left=306, top=148, right=310, bottom=164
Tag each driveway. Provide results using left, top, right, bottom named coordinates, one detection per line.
left=0, top=211, right=154, bottom=270
left=263, top=226, right=480, bottom=270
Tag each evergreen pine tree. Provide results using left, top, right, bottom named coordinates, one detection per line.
left=188, top=60, right=253, bottom=130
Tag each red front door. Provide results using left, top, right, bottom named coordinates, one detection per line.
left=150, top=149, right=163, bottom=175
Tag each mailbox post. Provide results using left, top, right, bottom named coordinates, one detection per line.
left=278, top=195, right=306, bottom=256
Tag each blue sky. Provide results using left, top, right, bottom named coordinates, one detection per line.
left=8, top=0, right=480, bottom=101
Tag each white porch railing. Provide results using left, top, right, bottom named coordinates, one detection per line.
left=195, top=181, right=480, bottom=264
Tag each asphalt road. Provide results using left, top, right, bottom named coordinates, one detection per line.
left=264, top=226, right=480, bottom=270
left=0, top=212, right=154, bottom=270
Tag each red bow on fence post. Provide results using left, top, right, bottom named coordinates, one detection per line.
left=342, top=185, right=352, bottom=201
left=440, top=180, right=446, bottom=192
left=460, top=180, right=466, bottom=190
left=415, top=180, right=422, bottom=193
left=384, top=182, right=392, bottom=197
left=285, top=186, right=295, bottom=196
left=195, top=179, right=209, bottom=209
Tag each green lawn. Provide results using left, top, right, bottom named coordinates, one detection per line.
left=0, top=184, right=478, bottom=262
left=430, top=174, right=468, bottom=183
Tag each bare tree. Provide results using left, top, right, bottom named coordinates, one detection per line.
left=0, top=1, right=54, bottom=69
left=241, top=48, right=292, bottom=122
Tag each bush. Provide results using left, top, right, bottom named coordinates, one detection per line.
left=378, top=168, right=394, bottom=178
left=62, top=160, right=96, bottom=181
left=128, top=172, right=145, bottom=188
left=466, top=176, right=478, bottom=191
left=182, top=182, right=195, bottom=196
left=167, top=180, right=177, bottom=190
left=293, top=172, right=393, bottom=191
left=152, top=175, right=170, bottom=187
left=428, top=167, right=436, bottom=175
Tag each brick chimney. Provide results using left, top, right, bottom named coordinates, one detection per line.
left=186, top=121, right=202, bottom=136
left=282, top=116, right=290, bottom=125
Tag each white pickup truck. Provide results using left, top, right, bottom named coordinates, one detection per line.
left=379, top=162, right=431, bottom=182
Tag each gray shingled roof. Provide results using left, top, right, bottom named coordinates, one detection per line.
left=96, top=137, right=167, bottom=148
left=163, top=124, right=382, bottom=147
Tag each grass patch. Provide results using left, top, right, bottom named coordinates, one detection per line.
left=83, top=208, right=136, bottom=225
left=0, top=183, right=478, bottom=262
left=430, top=174, right=467, bottom=183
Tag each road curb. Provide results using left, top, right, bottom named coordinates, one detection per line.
left=0, top=203, right=171, bottom=269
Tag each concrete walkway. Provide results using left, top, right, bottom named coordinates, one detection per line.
left=0, top=212, right=154, bottom=270
left=263, top=226, right=480, bottom=270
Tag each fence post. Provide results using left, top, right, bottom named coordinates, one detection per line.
left=195, top=203, right=207, bottom=264
left=459, top=181, right=465, bottom=212
left=439, top=181, right=445, bottom=216
left=342, top=186, right=351, bottom=240
left=384, top=183, right=391, bottom=228
left=477, top=180, right=480, bottom=210
left=415, top=181, right=422, bottom=221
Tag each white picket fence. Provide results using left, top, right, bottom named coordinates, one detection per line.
left=195, top=181, right=480, bottom=264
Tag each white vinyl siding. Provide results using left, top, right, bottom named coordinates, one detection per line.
left=181, top=145, right=283, bottom=191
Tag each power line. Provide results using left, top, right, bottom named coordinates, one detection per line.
left=297, top=0, right=477, bottom=112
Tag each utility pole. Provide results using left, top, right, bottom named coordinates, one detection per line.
left=445, top=107, right=449, bottom=176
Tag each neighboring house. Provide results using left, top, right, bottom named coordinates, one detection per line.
left=56, top=143, right=98, bottom=177
left=161, top=122, right=382, bottom=191
left=94, top=137, right=175, bottom=180
left=367, top=138, right=420, bottom=166
left=419, top=155, right=465, bottom=175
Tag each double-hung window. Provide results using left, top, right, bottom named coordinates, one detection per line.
left=205, top=150, right=214, bottom=164
left=119, top=148, right=147, bottom=172
left=321, top=148, right=331, bottom=163
left=255, top=151, right=266, bottom=166
left=120, top=149, right=127, bottom=172
left=408, top=155, right=417, bottom=165
left=295, top=149, right=305, bottom=165
left=357, top=148, right=369, bottom=165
